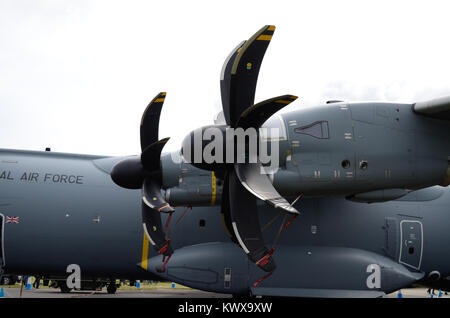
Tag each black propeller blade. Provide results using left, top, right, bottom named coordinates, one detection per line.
left=111, top=92, right=174, bottom=258
left=220, top=25, right=276, bottom=127
left=219, top=173, right=238, bottom=244
left=219, top=25, right=299, bottom=272
left=228, top=170, right=276, bottom=272
left=112, top=25, right=299, bottom=274
left=140, top=93, right=166, bottom=150
left=142, top=198, right=172, bottom=256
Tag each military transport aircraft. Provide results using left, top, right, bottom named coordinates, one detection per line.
left=1, top=25, right=450, bottom=297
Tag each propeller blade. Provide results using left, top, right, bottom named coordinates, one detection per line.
left=228, top=169, right=276, bottom=272
left=232, top=94, right=299, bottom=214
left=219, top=172, right=238, bottom=244
left=235, top=163, right=299, bottom=215
left=113, top=91, right=174, bottom=263
left=237, top=95, right=298, bottom=129
left=140, top=92, right=167, bottom=151
left=142, top=179, right=175, bottom=213
left=220, top=41, right=246, bottom=126
left=218, top=26, right=297, bottom=271
left=142, top=200, right=173, bottom=256
left=141, top=178, right=174, bottom=256
left=220, top=25, right=276, bottom=127
left=141, top=137, right=170, bottom=173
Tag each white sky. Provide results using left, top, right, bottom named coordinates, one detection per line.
left=1, top=0, right=450, bottom=156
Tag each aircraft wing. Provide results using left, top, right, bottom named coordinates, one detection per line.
left=414, top=96, right=450, bottom=120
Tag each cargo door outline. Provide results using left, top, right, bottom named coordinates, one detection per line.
left=0, top=213, right=4, bottom=268
left=398, top=220, right=423, bottom=270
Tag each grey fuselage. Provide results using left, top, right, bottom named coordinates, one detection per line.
left=1, top=101, right=450, bottom=292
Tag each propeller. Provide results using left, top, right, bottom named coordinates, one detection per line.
left=111, top=92, right=174, bottom=257
left=111, top=26, right=298, bottom=274
left=219, top=25, right=299, bottom=272
left=182, top=25, right=299, bottom=272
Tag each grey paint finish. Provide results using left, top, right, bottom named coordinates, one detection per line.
left=250, top=288, right=385, bottom=298
left=147, top=243, right=424, bottom=296
left=276, top=101, right=450, bottom=197
left=0, top=145, right=450, bottom=295
left=0, top=149, right=228, bottom=279
left=0, top=150, right=140, bottom=278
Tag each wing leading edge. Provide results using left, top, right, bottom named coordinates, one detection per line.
left=414, top=95, right=450, bottom=120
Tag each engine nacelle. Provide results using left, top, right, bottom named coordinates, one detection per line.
left=181, top=125, right=228, bottom=172
left=172, top=101, right=450, bottom=203
left=273, top=101, right=450, bottom=198
left=161, top=151, right=223, bottom=207
left=181, top=123, right=284, bottom=173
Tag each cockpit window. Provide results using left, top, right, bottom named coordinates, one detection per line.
left=260, top=114, right=288, bottom=141
left=294, top=121, right=330, bottom=139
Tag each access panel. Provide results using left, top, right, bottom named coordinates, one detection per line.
left=399, top=220, right=423, bottom=270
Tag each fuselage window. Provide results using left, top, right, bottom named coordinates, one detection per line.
left=294, top=121, right=330, bottom=139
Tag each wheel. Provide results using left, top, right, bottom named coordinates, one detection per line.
left=2, top=276, right=10, bottom=285
left=107, top=284, right=117, bottom=294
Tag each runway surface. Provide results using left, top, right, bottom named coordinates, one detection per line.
left=0, top=286, right=231, bottom=298
left=0, top=286, right=447, bottom=298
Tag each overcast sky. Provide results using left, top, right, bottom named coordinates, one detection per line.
left=1, top=0, right=450, bottom=156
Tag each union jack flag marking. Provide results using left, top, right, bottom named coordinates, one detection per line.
left=6, top=216, right=19, bottom=224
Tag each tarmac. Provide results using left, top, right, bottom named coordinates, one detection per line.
left=385, top=287, right=449, bottom=298
left=0, top=286, right=447, bottom=298
left=0, top=286, right=231, bottom=298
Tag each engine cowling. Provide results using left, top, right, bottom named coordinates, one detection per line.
left=272, top=101, right=450, bottom=199
left=172, top=99, right=450, bottom=205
